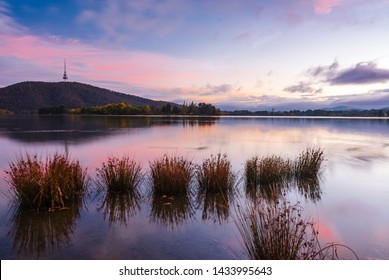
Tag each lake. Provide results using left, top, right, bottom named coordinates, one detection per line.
left=1, top=115, right=389, bottom=259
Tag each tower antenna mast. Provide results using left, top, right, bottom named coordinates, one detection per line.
left=63, top=58, right=68, bottom=81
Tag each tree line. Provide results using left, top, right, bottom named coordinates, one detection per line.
left=224, top=109, right=389, bottom=117
left=38, top=102, right=221, bottom=116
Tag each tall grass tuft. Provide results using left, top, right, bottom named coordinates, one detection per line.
left=149, top=155, right=195, bottom=196
left=294, top=148, right=325, bottom=178
left=235, top=198, right=358, bottom=260
left=245, top=155, right=292, bottom=192
left=245, top=148, right=325, bottom=202
left=196, top=153, right=236, bottom=223
left=236, top=199, right=321, bottom=260
left=257, top=155, right=293, bottom=186
left=96, top=156, right=142, bottom=226
left=197, top=153, right=235, bottom=194
left=96, top=156, right=142, bottom=194
left=6, top=153, right=88, bottom=210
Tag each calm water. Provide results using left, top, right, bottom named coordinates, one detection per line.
left=1, top=115, right=389, bottom=259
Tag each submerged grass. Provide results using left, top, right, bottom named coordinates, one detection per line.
left=149, top=155, right=195, bottom=196
left=96, top=156, right=142, bottom=194
left=6, top=153, right=88, bottom=210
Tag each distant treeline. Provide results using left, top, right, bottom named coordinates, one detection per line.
left=224, top=109, right=389, bottom=117
left=38, top=102, right=221, bottom=116
left=0, top=109, right=13, bottom=115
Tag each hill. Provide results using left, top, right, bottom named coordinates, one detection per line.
left=0, top=81, right=169, bottom=112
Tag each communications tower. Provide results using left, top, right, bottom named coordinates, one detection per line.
left=63, top=59, right=68, bottom=81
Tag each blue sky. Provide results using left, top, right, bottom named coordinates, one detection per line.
left=2, top=0, right=389, bottom=110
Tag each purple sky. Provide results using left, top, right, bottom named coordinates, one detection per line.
left=2, top=0, right=389, bottom=110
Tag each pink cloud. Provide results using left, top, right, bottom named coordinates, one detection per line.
left=314, top=0, right=342, bottom=14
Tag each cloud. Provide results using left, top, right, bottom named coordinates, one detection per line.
left=234, top=32, right=251, bottom=42
left=284, top=81, right=322, bottom=94
left=0, top=1, right=26, bottom=35
left=306, top=60, right=389, bottom=85
left=327, top=91, right=389, bottom=109
left=307, top=60, right=339, bottom=78
left=77, top=0, right=188, bottom=38
left=206, top=83, right=235, bottom=94
left=313, top=0, right=342, bottom=14
left=329, top=62, right=389, bottom=85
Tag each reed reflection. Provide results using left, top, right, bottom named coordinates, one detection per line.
left=150, top=195, right=194, bottom=228
left=95, top=156, right=143, bottom=226
left=295, top=175, right=322, bottom=202
left=196, top=154, right=236, bottom=224
left=8, top=203, right=81, bottom=259
left=244, top=149, right=324, bottom=203
left=97, top=191, right=141, bottom=226
left=198, top=191, right=232, bottom=224
left=245, top=172, right=322, bottom=203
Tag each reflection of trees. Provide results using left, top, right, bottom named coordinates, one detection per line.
left=8, top=202, right=81, bottom=259
left=97, top=191, right=141, bottom=226
left=2, top=115, right=218, bottom=144
left=182, top=117, right=219, bottom=128
left=150, top=195, right=194, bottom=228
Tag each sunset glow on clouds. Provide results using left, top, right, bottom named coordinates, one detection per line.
left=2, top=0, right=389, bottom=110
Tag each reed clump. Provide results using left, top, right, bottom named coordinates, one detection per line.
left=6, top=153, right=88, bottom=210
left=149, top=155, right=195, bottom=196
left=235, top=198, right=358, bottom=260
left=96, top=156, right=142, bottom=194
left=197, top=153, right=235, bottom=194
left=294, top=148, right=325, bottom=178
left=244, top=148, right=325, bottom=196
left=236, top=200, right=320, bottom=260
left=245, top=155, right=292, bottom=188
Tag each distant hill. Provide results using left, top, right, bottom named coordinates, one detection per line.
left=0, top=81, right=169, bottom=112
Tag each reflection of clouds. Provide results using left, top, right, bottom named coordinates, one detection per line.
left=344, top=146, right=389, bottom=163
left=335, top=198, right=380, bottom=217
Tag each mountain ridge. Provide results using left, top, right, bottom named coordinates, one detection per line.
left=0, top=81, right=170, bottom=112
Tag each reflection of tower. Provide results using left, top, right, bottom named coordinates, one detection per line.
left=63, top=59, right=68, bottom=81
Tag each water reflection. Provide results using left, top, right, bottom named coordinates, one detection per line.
left=295, top=176, right=322, bottom=202
left=150, top=195, right=194, bottom=228
left=8, top=203, right=81, bottom=259
left=245, top=176, right=322, bottom=203
left=198, top=192, right=231, bottom=224
left=246, top=182, right=288, bottom=202
left=196, top=184, right=236, bottom=224
left=97, top=191, right=141, bottom=226
left=0, top=115, right=219, bottom=144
